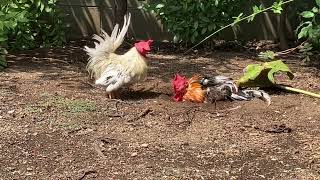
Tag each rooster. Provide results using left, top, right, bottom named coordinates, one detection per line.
left=172, top=74, right=271, bottom=106
left=84, top=13, right=153, bottom=98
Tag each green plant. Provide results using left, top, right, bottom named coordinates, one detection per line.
left=0, top=1, right=29, bottom=69
left=237, top=60, right=320, bottom=98
left=295, top=0, right=320, bottom=62
left=141, top=0, right=246, bottom=44
left=0, top=0, right=66, bottom=70
left=184, top=0, right=295, bottom=53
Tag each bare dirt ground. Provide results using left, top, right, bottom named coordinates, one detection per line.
left=1, top=42, right=320, bottom=179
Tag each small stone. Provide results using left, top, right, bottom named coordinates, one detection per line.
left=131, top=152, right=138, bottom=157
left=26, top=167, right=32, bottom=171
left=7, top=110, right=15, bottom=114
left=140, top=143, right=148, bottom=148
left=25, top=172, right=34, bottom=176
left=7, top=167, right=15, bottom=171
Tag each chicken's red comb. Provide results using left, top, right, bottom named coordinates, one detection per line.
left=172, top=74, right=188, bottom=102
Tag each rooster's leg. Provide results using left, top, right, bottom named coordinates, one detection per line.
left=107, top=91, right=121, bottom=99
left=107, top=92, right=115, bottom=99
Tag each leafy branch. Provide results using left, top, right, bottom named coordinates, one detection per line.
left=237, top=60, right=320, bottom=99
left=184, top=0, right=295, bottom=54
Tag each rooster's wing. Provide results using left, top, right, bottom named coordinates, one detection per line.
left=95, top=64, right=131, bottom=92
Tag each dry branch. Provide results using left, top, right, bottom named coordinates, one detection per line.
left=128, top=107, right=152, bottom=122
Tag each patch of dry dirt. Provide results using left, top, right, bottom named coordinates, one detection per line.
left=1, top=43, right=320, bottom=179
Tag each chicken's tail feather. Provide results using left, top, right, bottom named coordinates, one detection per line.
left=84, top=13, right=131, bottom=76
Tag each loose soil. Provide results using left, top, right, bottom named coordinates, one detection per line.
left=1, top=42, right=320, bottom=179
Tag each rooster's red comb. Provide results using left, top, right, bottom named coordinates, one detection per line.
left=172, top=74, right=188, bottom=102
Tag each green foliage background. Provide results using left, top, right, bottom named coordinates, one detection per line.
left=142, top=0, right=246, bottom=44
left=0, top=0, right=66, bottom=70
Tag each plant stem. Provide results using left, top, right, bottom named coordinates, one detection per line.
left=276, top=84, right=320, bottom=98
left=184, top=0, right=295, bottom=54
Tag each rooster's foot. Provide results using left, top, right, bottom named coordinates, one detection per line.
left=107, top=91, right=120, bottom=99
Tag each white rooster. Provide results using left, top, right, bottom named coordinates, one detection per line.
left=84, top=13, right=153, bottom=98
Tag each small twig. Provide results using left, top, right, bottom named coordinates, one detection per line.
left=224, top=105, right=241, bottom=112
left=105, top=114, right=124, bottom=118
left=243, top=124, right=292, bottom=133
left=92, top=141, right=105, bottom=158
left=128, top=107, right=152, bottom=122
left=276, top=41, right=307, bottom=55
left=78, top=170, right=97, bottom=180
left=81, top=81, right=95, bottom=88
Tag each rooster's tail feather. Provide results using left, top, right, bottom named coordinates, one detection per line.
left=84, top=13, right=131, bottom=76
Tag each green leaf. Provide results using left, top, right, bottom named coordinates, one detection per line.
left=301, top=11, right=315, bottom=18
left=201, top=27, right=207, bottom=34
left=0, top=36, right=8, bottom=42
left=316, top=0, right=320, bottom=7
left=45, top=6, right=52, bottom=12
left=248, top=5, right=263, bottom=22
left=272, top=1, right=283, bottom=14
left=214, top=0, right=219, bottom=6
left=298, top=25, right=311, bottom=39
left=193, top=21, right=198, bottom=29
left=155, top=4, right=164, bottom=9
left=208, top=24, right=216, bottom=31
left=237, top=60, right=294, bottom=88
left=312, top=7, right=319, bottom=13
left=295, top=21, right=311, bottom=33
left=40, top=3, right=45, bottom=12
left=202, top=17, right=210, bottom=23
left=258, top=50, right=277, bottom=60
left=299, top=42, right=313, bottom=52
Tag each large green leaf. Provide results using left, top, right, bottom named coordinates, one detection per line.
left=301, top=11, right=315, bottom=18
left=237, top=60, right=294, bottom=88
